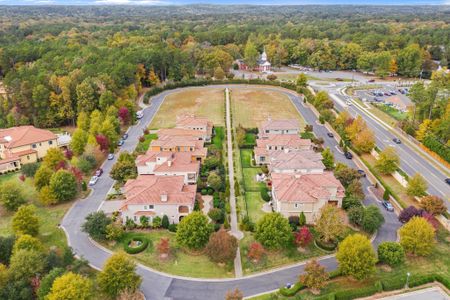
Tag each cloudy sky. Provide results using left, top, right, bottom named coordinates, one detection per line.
left=0, top=0, right=448, bottom=5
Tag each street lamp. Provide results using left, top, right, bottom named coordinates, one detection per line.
left=405, top=272, right=411, bottom=289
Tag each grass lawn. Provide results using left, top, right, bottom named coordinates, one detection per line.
left=150, top=88, right=225, bottom=128
left=135, top=133, right=158, bottom=153
left=250, top=228, right=450, bottom=299
left=245, top=132, right=256, bottom=145
left=243, top=168, right=265, bottom=191
left=240, top=149, right=254, bottom=168
left=231, top=88, right=306, bottom=129
left=105, top=231, right=234, bottom=278
left=0, top=174, right=70, bottom=250
left=370, top=103, right=409, bottom=126
left=212, top=127, right=225, bottom=149
left=240, top=232, right=327, bottom=275
left=245, top=192, right=267, bottom=223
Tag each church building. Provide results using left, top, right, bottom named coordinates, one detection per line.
left=236, top=47, right=272, bottom=72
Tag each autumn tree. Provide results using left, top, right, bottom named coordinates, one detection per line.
left=336, top=234, right=377, bottom=280
left=399, top=216, right=435, bottom=256
left=294, top=226, right=313, bottom=248
left=398, top=206, right=423, bottom=223
left=43, top=148, right=66, bottom=170
left=406, top=173, right=428, bottom=197
left=12, top=234, right=44, bottom=255
left=247, top=242, right=265, bottom=263
left=110, top=151, right=137, bottom=183
left=12, top=205, right=39, bottom=236
left=0, top=181, right=26, bottom=211
left=70, top=128, right=88, bottom=156
left=205, top=229, right=238, bottom=263
left=420, top=195, right=446, bottom=215
left=300, top=260, right=329, bottom=294
left=156, top=238, right=170, bottom=258
left=296, top=73, right=308, bottom=87
left=225, top=288, right=243, bottom=300
left=315, top=204, right=344, bottom=243
left=375, top=147, right=399, bottom=174
left=176, top=212, right=213, bottom=249
left=207, top=172, right=223, bottom=191
left=47, top=272, right=93, bottom=300
left=214, top=66, right=225, bottom=80
left=255, top=213, right=292, bottom=250
left=98, top=253, right=142, bottom=298
left=9, top=249, right=45, bottom=281
left=34, top=165, right=53, bottom=190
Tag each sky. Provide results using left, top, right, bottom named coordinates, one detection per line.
left=0, top=0, right=449, bottom=5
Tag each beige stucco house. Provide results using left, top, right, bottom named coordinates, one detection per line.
left=175, top=115, right=213, bottom=142
left=0, top=126, right=58, bottom=174
left=136, top=151, right=200, bottom=184
left=271, top=173, right=345, bottom=224
left=120, top=175, right=196, bottom=225
left=254, top=134, right=312, bottom=165
left=268, top=149, right=324, bottom=174
left=150, top=135, right=207, bottom=162
left=258, top=118, right=300, bottom=138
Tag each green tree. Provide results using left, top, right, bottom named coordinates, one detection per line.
left=207, top=172, right=222, bottom=191
left=12, top=234, right=44, bottom=254
left=321, top=147, right=335, bottom=170
left=162, top=215, right=170, bottom=229
left=296, top=73, right=308, bottom=87
left=300, top=259, right=329, bottom=295
left=82, top=211, right=112, bottom=240
left=99, top=90, right=115, bottom=111
left=70, top=128, right=88, bottom=156
left=9, top=249, right=45, bottom=281
left=0, top=181, right=26, bottom=211
left=205, top=229, right=238, bottom=263
left=110, top=152, right=137, bottom=183
left=336, top=234, right=377, bottom=280
left=315, top=204, right=344, bottom=243
left=299, top=211, right=306, bottom=226
left=76, top=111, right=90, bottom=132
left=106, top=223, right=124, bottom=241
left=76, top=77, right=97, bottom=114
left=43, top=148, right=65, bottom=170
left=375, top=147, right=399, bottom=175
left=34, top=165, right=53, bottom=190
left=47, top=272, right=93, bottom=300
left=244, top=40, right=259, bottom=68
left=0, top=263, right=7, bottom=289
left=399, top=217, right=435, bottom=256
left=361, top=205, right=385, bottom=234
left=38, top=185, right=58, bottom=206
left=176, top=211, right=213, bottom=249
left=406, top=173, right=428, bottom=197
left=377, top=242, right=405, bottom=266
left=49, top=170, right=78, bottom=203
left=255, top=213, right=292, bottom=250
left=214, top=66, right=225, bottom=80
left=12, top=205, right=39, bottom=236
left=37, top=267, right=65, bottom=300
left=397, top=44, right=423, bottom=77
left=97, top=252, right=142, bottom=299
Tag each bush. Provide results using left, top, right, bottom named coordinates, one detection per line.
left=239, top=215, right=255, bottom=232
left=423, top=135, right=450, bottom=163
left=82, top=211, right=112, bottom=240
left=205, top=229, right=238, bottom=263
left=315, top=238, right=337, bottom=251
left=381, top=275, right=406, bottom=291
left=409, top=274, right=435, bottom=288
left=435, top=274, right=450, bottom=289
left=162, top=215, right=170, bottom=229
left=334, top=282, right=382, bottom=300
left=377, top=242, right=405, bottom=266
left=152, top=216, right=162, bottom=228
left=124, top=237, right=149, bottom=254
left=398, top=206, right=422, bottom=223
left=279, top=282, right=305, bottom=297
left=21, top=163, right=39, bottom=177
left=260, top=186, right=271, bottom=202
left=208, top=208, right=225, bottom=223
left=168, top=223, right=178, bottom=232
left=176, top=212, right=212, bottom=249
left=361, top=205, right=384, bottom=234
left=255, top=213, right=292, bottom=250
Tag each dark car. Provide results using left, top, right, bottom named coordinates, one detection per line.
left=122, top=133, right=129, bottom=140
left=357, top=169, right=366, bottom=177
left=445, top=178, right=450, bottom=185
left=344, top=152, right=353, bottom=159
left=95, top=168, right=103, bottom=177
left=117, top=139, right=124, bottom=146
left=327, top=132, right=334, bottom=138
left=393, top=138, right=401, bottom=144
left=368, top=79, right=375, bottom=83
left=382, top=201, right=394, bottom=212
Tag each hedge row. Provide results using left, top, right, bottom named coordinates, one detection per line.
left=423, top=135, right=450, bottom=163
left=279, top=282, right=305, bottom=297
left=381, top=275, right=407, bottom=291
left=124, top=237, right=150, bottom=254
left=334, top=281, right=382, bottom=300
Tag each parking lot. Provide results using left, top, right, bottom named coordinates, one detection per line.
left=355, top=86, right=413, bottom=113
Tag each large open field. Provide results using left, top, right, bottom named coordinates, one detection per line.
left=150, top=88, right=225, bottom=128
left=231, top=88, right=306, bottom=129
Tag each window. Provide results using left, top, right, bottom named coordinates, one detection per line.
left=149, top=205, right=154, bottom=209
left=48, top=141, right=53, bottom=145
left=133, top=216, right=137, bottom=221
left=265, top=130, right=269, bottom=133
left=32, top=144, right=36, bottom=148
left=144, top=206, right=147, bottom=210
left=294, top=203, right=301, bottom=208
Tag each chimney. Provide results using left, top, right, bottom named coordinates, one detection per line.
left=294, top=174, right=301, bottom=179
left=284, top=148, right=289, bottom=154
left=160, top=192, right=168, bottom=202
left=168, top=160, right=172, bottom=167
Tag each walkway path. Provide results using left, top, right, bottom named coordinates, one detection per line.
left=225, top=87, right=244, bottom=277
left=61, top=85, right=401, bottom=300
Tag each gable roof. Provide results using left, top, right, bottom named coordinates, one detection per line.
left=272, top=172, right=344, bottom=203
left=256, top=134, right=311, bottom=149
left=176, top=115, right=212, bottom=128
left=0, top=126, right=57, bottom=148
left=269, top=149, right=324, bottom=171
left=136, top=151, right=200, bottom=173
left=260, top=119, right=300, bottom=132
left=157, top=128, right=205, bottom=140
left=122, top=175, right=196, bottom=207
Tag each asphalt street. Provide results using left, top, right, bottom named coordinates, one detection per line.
left=61, top=85, right=401, bottom=300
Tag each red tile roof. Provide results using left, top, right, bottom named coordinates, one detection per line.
left=136, top=151, right=200, bottom=173
left=0, top=126, right=57, bottom=148
left=260, top=119, right=300, bottom=132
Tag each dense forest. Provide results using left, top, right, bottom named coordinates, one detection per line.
left=0, top=5, right=449, bottom=128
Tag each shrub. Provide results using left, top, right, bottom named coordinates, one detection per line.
left=205, top=229, right=238, bottom=263
left=156, top=238, right=170, bottom=256
left=255, top=213, right=292, bottom=250
left=168, top=223, right=178, bottom=232
left=398, top=206, right=422, bottom=223
left=315, top=238, right=337, bottom=251
left=208, top=208, right=225, bottom=223
left=124, top=237, right=149, bottom=254
left=409, top=274, right=435, bottom=288
left=377, top=242, right=405, bottom=266
left=152, top=216, right=162, bottom=228
left=247, top=242, right=265, bottom=263
left=162, top=215, right=170, bottom=229
left=348, top=206, right=364, bottom=226
left=21, top=162, right=39, bottom=177
left=12, top=205, right=39, bottom=236
left=420, top=195, right=446, bottom=215
left=239, top=215, right=255, bottom=232
left=294, top=226, right=313, bottom=248
left=279, top=282, right=305, bottom=297
left=0, top=181, right=27, bottom=211
left=299, top=211, right=306, bottom=226
left=334, top=281, right=382, bottom=300
left=260, top=185, right=271, bottom=202
left=381, top=275, right=406, bottom=291
left=361, top=205, right=384, bottom=234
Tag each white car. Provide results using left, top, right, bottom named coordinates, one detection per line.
left=89, top=176, right=99, bottom=186
left=136, top=111, right=144, bottom=119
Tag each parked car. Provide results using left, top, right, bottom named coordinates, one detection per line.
left=393, top=138, right=401, bottom=144
left=346, top=100, right=352, bottom=106
left=117, top=139, right=124, bottom=146
left=382, top=201, right=394, bottom=212
left=445, top=178, right=450, bottom=185
left=368, top=79, right=375, bottom=83
left=95, top=168, right=103, bottom=177
left=374, top=97, right=383, bottom=102
left=122, top=133, right=129, bottom=140
left=136, top=110, right=144, bottom=119
left=344, top=152, right=353, bottom=159
left=89, top=176, right=99, bottom=186
left=357, top=170, right=366, bottom=177
left=107, top=153, right=115, bottom=160
left=327, top=132, right=334, bottom=138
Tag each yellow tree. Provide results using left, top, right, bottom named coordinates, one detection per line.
left=415, top=119, right=432, bottom=141
left=148, top=68, right=160, bottom=86
left=47, top=272, right=93, bottom=300
left=389, top=58, right=398, bottom=75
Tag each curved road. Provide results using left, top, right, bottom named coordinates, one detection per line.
left=61, top=85, right=401, bottom=300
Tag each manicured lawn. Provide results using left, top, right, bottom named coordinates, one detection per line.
left=373, top=103, right=408, bottom=121
left=212, top=127, right=225, bottom=149
left=150, top=88, right=225, bottom=128
left=240, top=149, right=254, bottom=168
left=245, top=192, right=267, bottom=223
left=231, top=88, right=306, bottom=129
left=0, top=174, right=69, bottom=250
left=104, top=231, right=234, bottom=278
left=135, top=133, right=158, bottom=153
left=243, top=168, right=265, bottom=191
left=245, top=132, right=256, bottom=145
left=240, top=233, right=327, bottom=275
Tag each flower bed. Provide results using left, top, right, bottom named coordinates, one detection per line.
left=124, top=236, right=149, bottom=254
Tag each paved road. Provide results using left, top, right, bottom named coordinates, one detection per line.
left=61, top=85, right=401, bottom=300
